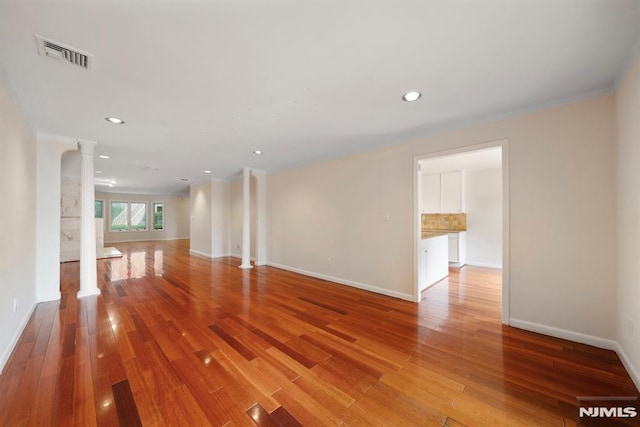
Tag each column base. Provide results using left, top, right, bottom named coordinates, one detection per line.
left=77, top=288, right=101, bottom=298
left=238, top=263, right=254, bottom=269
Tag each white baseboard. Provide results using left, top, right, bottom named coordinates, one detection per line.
left=189, top=249, right=234, bottom=259
left=212, top=252, right=233, bottom=258
left=616, top=343, right=640, bottom=392
left=465, top=261, right=502, bottom=269
left=189, top=248, right=212, bottom=258
left=267, top=262, right=414, bottom=302
left=0, top=301, right=37, bottom=375
left=229, top=253, right=263, bottom=263
left=37, top=291, right=61, bottom=303
left=509, top=318, right=618, bottom=351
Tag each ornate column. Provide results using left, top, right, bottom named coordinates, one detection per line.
left=77, top=140, right=100, bottom=297
left=239, top=167, right=253, bottom=269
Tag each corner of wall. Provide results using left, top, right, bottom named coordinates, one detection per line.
left=616, top=342, right=640, bottom=392
left=509, top=318, right=618, bottom=351
left=0, top=300, right=37, bottom=376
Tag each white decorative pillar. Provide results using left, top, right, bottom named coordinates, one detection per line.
left=254, top=170, right=267, bottom=266
left=239, top=167, right=253, bottom=269
left=77, top=140, right=100, bottom=297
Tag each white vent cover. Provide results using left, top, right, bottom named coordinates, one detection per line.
left=35, top=34, right=92, bottom=70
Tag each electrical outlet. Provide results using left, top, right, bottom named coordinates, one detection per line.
left=383, top=212, right=390, bottom=221
left=236, top=243, right=240, bottom=249
left=325, top=257, right=332, bottom=265
left=13, top=298, right=17, bottom=313
left=628, top=318, right=635, bottom=338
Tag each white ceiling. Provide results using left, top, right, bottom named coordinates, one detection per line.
left=1, top=0, right=639, bottom=194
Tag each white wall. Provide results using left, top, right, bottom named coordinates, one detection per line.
left=211, top=180, right=230, bottom=257
left=97, top=191, right=189, bottom=244
left=35, top=135, right=77, bottom=302
left=189, top=179, right=230, bottom=258
left=614, top=53, right=640, bottom=389
left=464, top=168, right=502, bottom=268
left=228, top=178, right=258, bottom=259
left=190, top=181, right=212, bottom=256
left=0, top=77, right=37, bottom=372
left=268, top=94, right=617, bottom=342
left=229, top=179, right=242, bottom=256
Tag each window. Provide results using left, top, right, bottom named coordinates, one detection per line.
left=110, top=201, right=147, bottom=231
left=153, top=202, right=164, bottom=230
left=130, top=202, right=147, bottom=230
left=95, top=200, right=104, bottom=218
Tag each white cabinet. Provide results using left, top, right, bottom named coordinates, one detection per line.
left=448, top=231, right=467, bottom=267
left=421, top=174, right=441, bottom=213
left=420, top=171, right=465, bottom=213
left=441, top=171, right=464, bottom=213
left=419, top=234, right=449, bottom=291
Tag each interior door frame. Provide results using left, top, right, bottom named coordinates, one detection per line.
left=413, top=139, right=510, bottom=325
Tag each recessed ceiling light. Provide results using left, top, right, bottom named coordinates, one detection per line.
left=105, top=117, right=125, bottom=124
left=253, top=150, right=263, bottom=155
left=96, top=170, right=103, bottom=174
left=181, top=178, right=189, bottom=181
left=402, top=91, right=421, bottom=102
left=98, top=155, right=110, bottom=159
left=204, top=170, right=212, bottom=174
left=94, top=178, right=116, bottom=187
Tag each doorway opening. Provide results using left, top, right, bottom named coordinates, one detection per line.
left=413, top=139, right=510, bottom=324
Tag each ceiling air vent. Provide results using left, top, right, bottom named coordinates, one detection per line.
left=35, top=34, right=93, bottom=70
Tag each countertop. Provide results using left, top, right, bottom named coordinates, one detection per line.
left=421, top=229, right=467, bottom=240
left=421, top=231, right=450, bottom=239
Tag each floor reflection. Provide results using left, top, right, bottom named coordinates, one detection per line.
left=154, top=250, right=164, bottom=276
left=109, top=251, right=150, bottom=280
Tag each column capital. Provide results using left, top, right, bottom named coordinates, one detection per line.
left=78, top=139, right=98, bottom=155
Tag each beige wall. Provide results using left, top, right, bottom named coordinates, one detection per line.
left=268, top=94, right=617, bottom=342
left=0, top=77, right=37, bottom=372
left=96, top=191, right=189, bottom=244
left=615, top=54, right=640, bottom=388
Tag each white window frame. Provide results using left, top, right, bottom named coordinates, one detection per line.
left=95, top=199, right=105, bottom=219
left=152, top=201, right=165, bottom=231
left=109, top=201, right=148, bottom=232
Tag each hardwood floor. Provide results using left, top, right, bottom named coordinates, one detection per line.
left=0, top=239, right=637, bottom=426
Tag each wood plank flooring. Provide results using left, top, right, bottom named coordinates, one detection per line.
left=0, top=239, right=637, bottom=426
